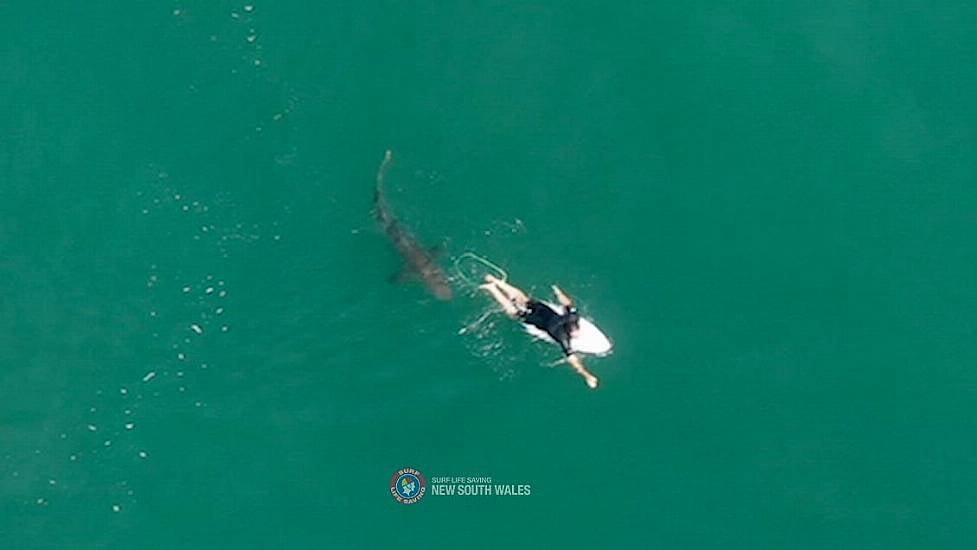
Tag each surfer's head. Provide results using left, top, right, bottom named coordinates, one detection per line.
left=565, top=306, right=580, bottom=333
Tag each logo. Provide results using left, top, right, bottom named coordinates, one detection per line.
left=390, top=467, right=426, bottom=504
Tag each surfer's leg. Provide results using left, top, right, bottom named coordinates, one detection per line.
left=479, top=282, right=520, bottom=317
left=484, top=275, right=530, bottom=306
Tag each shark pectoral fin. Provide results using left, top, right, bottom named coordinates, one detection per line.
left=389, top=265, right=419, bottom=284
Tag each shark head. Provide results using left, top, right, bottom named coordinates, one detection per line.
left=420, top=266, right=453, bottom=300
left=427, top=276, right=454, bottom=300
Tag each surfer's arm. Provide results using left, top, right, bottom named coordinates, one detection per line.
left=567, top=354, right=599, bottom=390
left=551, top=285, right=574, bottom=308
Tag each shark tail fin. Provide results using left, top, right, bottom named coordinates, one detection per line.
left=374, top=150, right=394, bottom=222
left=375, top=150, right=393, bottom=195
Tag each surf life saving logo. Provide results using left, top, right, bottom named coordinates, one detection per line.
left=390, top=467, right=426, bottom=504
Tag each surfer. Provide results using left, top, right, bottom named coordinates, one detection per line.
left=479, top=275, right=600, bottom=389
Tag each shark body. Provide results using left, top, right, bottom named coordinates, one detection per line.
left=374, top=150, right=453, bottom=300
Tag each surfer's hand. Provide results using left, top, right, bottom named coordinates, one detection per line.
left=567, top=354, right=599, bottom=390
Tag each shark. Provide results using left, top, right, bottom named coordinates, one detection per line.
left=373, top=150, right=453, bottom=300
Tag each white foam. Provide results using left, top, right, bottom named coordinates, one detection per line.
left=142, top=371, right=156, bottom=383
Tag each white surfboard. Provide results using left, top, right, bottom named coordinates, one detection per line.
left=523, top=302, right=613, bottom=356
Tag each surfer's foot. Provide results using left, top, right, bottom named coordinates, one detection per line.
left=478, top=276, right=498, bottom=290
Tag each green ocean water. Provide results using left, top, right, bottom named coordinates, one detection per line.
left=2, top=2, right=976, bottom=548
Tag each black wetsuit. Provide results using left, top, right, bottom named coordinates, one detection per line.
left=519, top=300, right=580, bottom=356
